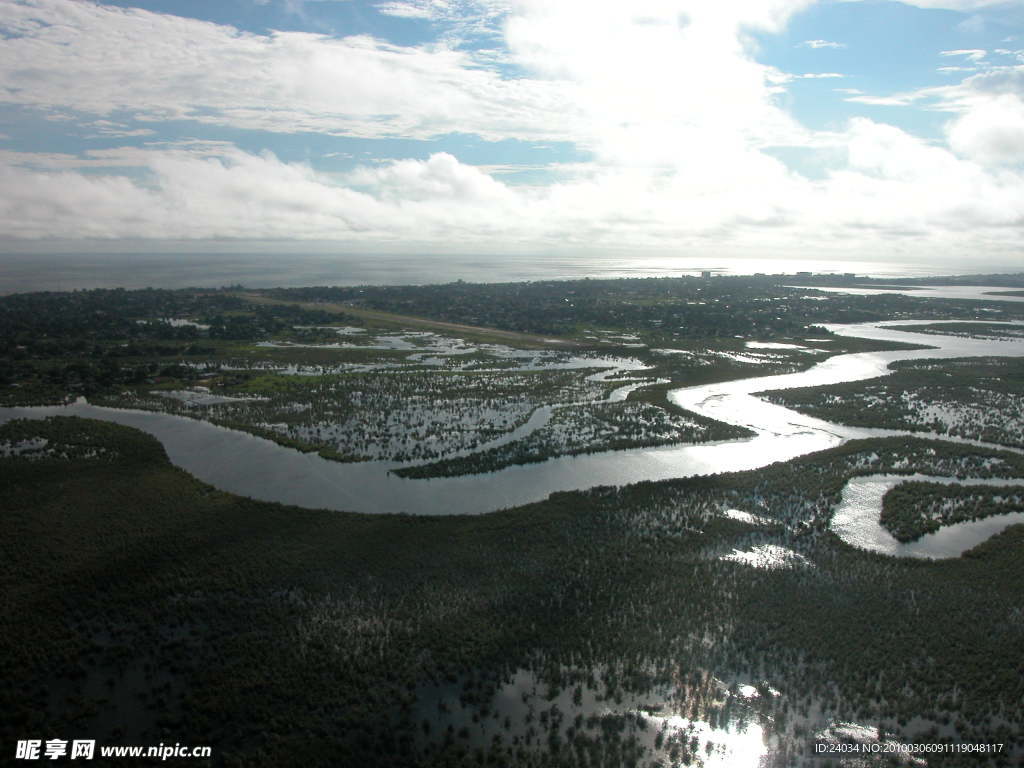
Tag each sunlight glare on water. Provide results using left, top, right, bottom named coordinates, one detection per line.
left=648, top=714, right=767, bottom=768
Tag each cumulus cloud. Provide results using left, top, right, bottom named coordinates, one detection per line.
left=503, top=0, right=817, bottom=173
left=947, top=94, right=1024, bottom=165
left=0, top=146, right=380, bottom=240
left=0, top=145, right=535, bottom=243
left=1, top=133, right=1021, bottom=262
left=345, top=152, right=514, bottom=203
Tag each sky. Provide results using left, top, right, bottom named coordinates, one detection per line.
left=0, top=0, right=1022, bottom=268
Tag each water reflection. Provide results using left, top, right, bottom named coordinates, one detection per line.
left=800, top=285, right=1024, bottom=303
left=635, top=714, right=765, bottom=767
left=413, top=667, right=769, bottom=767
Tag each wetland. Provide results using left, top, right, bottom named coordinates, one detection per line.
left=4, top=275, right=1024, bottom=766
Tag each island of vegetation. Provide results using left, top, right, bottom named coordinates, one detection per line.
left=881, top=480, right=1024, bottom=542
left=881, top=321, right=1024, bottom=340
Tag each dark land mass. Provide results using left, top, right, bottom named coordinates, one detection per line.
left=4, top=275, right=1024, bottom=766
left=263, top=275, right=1024, bottom=338
left=2, top=418, right=1023, bottom=766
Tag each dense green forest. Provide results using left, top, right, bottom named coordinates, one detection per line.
left=0, top=288, right=346, bottom=405
left=2, top=417, right=1023, bottom=766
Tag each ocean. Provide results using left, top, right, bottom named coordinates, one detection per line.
left=1, top=251, right=1020, bottom=294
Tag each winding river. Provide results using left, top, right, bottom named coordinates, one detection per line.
left=4, top=318, right=1024, bottom=557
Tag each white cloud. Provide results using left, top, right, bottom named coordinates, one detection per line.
left=801, top=39, right=845, bottom=49
left=768, top=71, right=845, bottom=86
left=894, top=0, right=1014, bottom=9
left=901, top=65, right=1024, bottom=118
left=947, top=94, right=1024, bottom=165
left=373, top=0, right=509, bottom=42
left=0, top=141, right=249, bottom=171
left=842, top=94, right=917, bottom=106
left=0, top=147, right=385, bottom=240
left=0, top=0, right=570, bottom=142
left=345, top=152, right=513, bottom=202
left=1, top=133, right=1022, bottom=262
left=0, top=146, right=534, bottom=243
left=0, top=0, right=1023, bottom=261
left=940, top=49, right=987, bottom=61
left=502, top=0, right=817, bottom=171
left=0, top=0, right=830, bottom=191
left=0, top=0, right=861, bottom=160
left=844, top=61, right=1024, bottom=114
left=83, top=121, right=157, bottom=139
left=375, top=2, right=436, bottom=19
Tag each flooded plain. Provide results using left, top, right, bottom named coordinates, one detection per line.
left=4, top=320, right=1024, bottom=556
left=412, top=666, right=772, bottom=767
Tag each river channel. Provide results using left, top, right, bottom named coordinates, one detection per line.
left=3, top=319, right=1024, bottom=555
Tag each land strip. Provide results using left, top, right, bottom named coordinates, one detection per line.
left=235, top=291, right=588, bottom=349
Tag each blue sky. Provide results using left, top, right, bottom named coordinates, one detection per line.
left=0, top=0, right=1022, bottom=267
